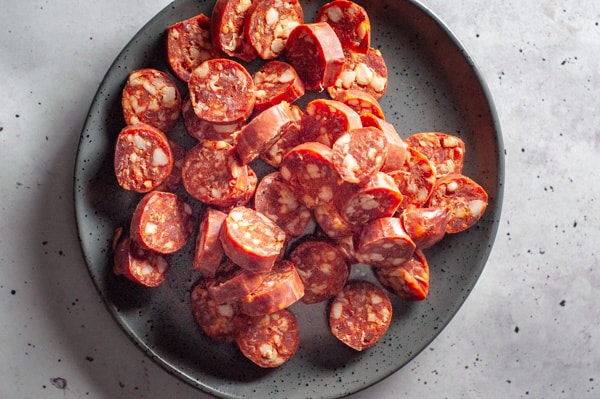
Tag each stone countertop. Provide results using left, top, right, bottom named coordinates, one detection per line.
left=1, top=0, right=598, bottom=397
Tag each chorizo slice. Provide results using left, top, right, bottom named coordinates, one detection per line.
left=129, top=191, right=193, bottom=254
left=220, top=206, right=287, bottom=273
left=285, top=22, right=345, bottom=91
left=315, top=0, right=371, bottom=53
left=313, top=202, right=358, bottom=239
left=335, top=172, right=403, bottom=226
left=114, top=123, right=173, bottom=193
left=113, top=232, right=169, bottom=288
left=234, top=101, right=299, bottom=165
left=245, top=0, right=304, bottom=60
left=329, top=280, right=392, bottom=351
left=182, top=96, right=242, bottom=143
left=289, top=240, right=349, bottom=304
left=235, top=309, right=300, bottom=368
left=355, top=217, right=416, bottom=268
left=330, top=89, right=384, bottom=119
left=254, top=172, right=312, bottom=237
left=387, top=147, right=437, bottom=209
left=327, top=47, right=388, bottom=100
left=426, top=174, right=488, bottom=234
left=280, top=142, right=341, bottom=208
left=404, top=132, right=466, bottom=178
left=253, top=61, right=305, bottom=111
left=301, top=98, right=362, bottom=147
left=188, top=58, right=255, bottom=124
left=153, top=139, right=185, bottom=193
left=211, top=0, right=258, bottom=62
left=191, top=280, right=239, bottom=342
left=207, top=259, right=267, bottom=304
left=239, top=260, right=304, bottom=316
left=192, top=207, right=227, bottom=277
left=260, top=104, right=304, bottom=167
left=400, top=205, right=451, bottom=249
left=121, top=68, right=182, bottom=132
left=374, top=248, right=430, bottom=301
left=331, top=126, right=387, bottom=184
left=166, top=13, right=220, bottom=82
left=360, top=113, right=407, bottom=173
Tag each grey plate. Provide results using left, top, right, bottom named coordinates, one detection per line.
left=73, top=0, right=504, bottom=398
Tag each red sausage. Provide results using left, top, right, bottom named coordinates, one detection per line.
left=192, top=207, right=227, bottom=277
left=153, top=139, right=185, bottom=193
left=327, top=47, right=388, bottom=100
left=329, top=280, right=392, bottom=351
left=426, top=174, right=488, bottom=234
left=245, top=0, right=304, bottom=60
left=253, top=61, right=305, bottom=111
left=360, top=113, right=407, bottom=173
left=188, top=58, right=255, bottom=124
left=114, top=123, right=173, bottom=193
left=130, top=191, right=193, bottom=254
left=315, top=0, right=371, bottom=53
left=331, top=126, right=387, bottom=184
left=220, top=206, right=287, bottom=273
left=254, top=172, right=312, bottom=237
left=400, top=205, right=451, bottom=249
left=374, top=248, right=430, bottom=301
left=191, top=280, right=239, bottom=342
left=301, top=98, right=362, bottom=147
left=207, top=259, right=266, bottom=304
left=166, top=13, right=220, bottom=82
left=121, top=68, right=182, bottom=132
left=182, top=96, right=242, bottom=143
left=259, top=104, right=304, bottom=167
left=113, top=232, right=169, bottom=288
left=330, top=89, right=384, bottom=119
left=239, top=260, right=304, bottom=316
left=355, top=217, right=416, bottom=268
left=211, top=0, right=258, bottom=62
left=387, top=147, right=437, bottom=208
left=289, top=240, right=349, bottom=304
left=404, top=132, right=466, bottom=177
left=285, top=22, right=345, bottom=90
left=313, top=202, right=359, bottom=239
left=235, top=309, right=300, bottom=368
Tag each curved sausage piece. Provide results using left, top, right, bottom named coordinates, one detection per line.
left=331, top=126, right=387, bottom=184
left=355, top=217, right=416, bottom=268
left=280, top=142, right=341, bottom=208
left=254, top=172, right=312, bottom=237
left=234, top=101, right=299, bottom=165
left=360, top=113, right=407, bottom=173
left=245, top=0, right=304, bottom=60
left=315, top=0, right=371, bottom=53
left=387, top=147, right=437, bottom=209
left=207, top=259, right=266, bottom=304
left=235, top=308, right=300, bottom=368
left=327, top=47, right=388, bottom=100
left=114, top=123, right=173, bottom=193
left=301, top=98, right=362, bottom=147
left=253, top=61, right=305, bottom=111
left=329, top=280, right=392, bottom=351
left=239, top=260, right=304, bottom=316
left=426, top=174, right=488, bottom=234
left=400, top=205, right=451, bottom=249
left=335, top=171, right=403, bottom=226
left=404, top=132, right=466, bottom=177
left=166, top=13, right=220, bottom=82
left=192, top=207, right=227, bottom=277
left=289, top=240, right=349, bottom=304
left=122, top=68, right=182, bottom=132
left=211, top=0, right=258, bottom=61
left=113, top=232, right=169, bottom=288
left=330, top=89, right=384, bottom=118
left=181, top=140, right=249, bottom=207
left=259, top=104, right=304, bottom=167
left=285, top=22, right=345, bottom=91
left=374, top=248, right=430, bottom=301
left=191, top=280, right=239, bottom=342
left=182, top=96, right=242, bottom=143
left=130, top=191, right=194, bottom=254
left=220, top=206, right=287, bottom=273
left=188, top=58, right=255, bottom=124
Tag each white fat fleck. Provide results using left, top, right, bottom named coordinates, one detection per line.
left=370, top=75, right=387, bottom=93
left=141, top=264, right=154, bottom=275
left=152, top=147, right=169, bottom=166
left=194, top=62, right=210, bottom=79
left=442, top=136, right=460, bottom=148
left=370, top=293, right=383, bottom=305
left=318, top=185, right=333, bottom=202
left=354, top=63, right=374, bottom=85
left=265, top=7, right=279, bottom=25
left=280, top=166, right=292, bottom=180
left=144, top=223, right=158, bottom=235
left=331, top=302, right=343, bottom=319
left=162, top=86, right=176, bottom=106
left=339, top=71, right=357, bottom=89
left=469, top=199, right=486, bottom=217
left=218, top=303, right=235, bottom=317
left=229, top=210, right=244, bottom=222
left=259, top=343, right=275, bottom=359
left=156, top=257, right=168, bottom=273
left=367, top=147, right=378, bottom=159
left=142, top=81, right=158, bottom=97
left=391, top=257, right=404, bottom=266
left=341, top=154, right=360, bottom=183
left=446, top=181, right=459, bottom=193
left=326, top=5, right=343, bottom=23
left=132, top=134, right=147, bottom=150
left=306, top=163, right=322, bottom=179
left=270, top=39, right=285, bottom=55
left=356, top=21, right=368, bottom=39
left=278, top=68, right=295, bottom=83
left=360, top=196, right=379, bottom=210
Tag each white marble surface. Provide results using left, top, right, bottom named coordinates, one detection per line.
left=1, top=0, right=599, bottom=398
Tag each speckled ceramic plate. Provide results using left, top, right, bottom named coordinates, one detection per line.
left=74, top=0, right=503, bottom=398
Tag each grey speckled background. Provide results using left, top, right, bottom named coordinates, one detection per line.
left=0, top=0, right=598, bottom=398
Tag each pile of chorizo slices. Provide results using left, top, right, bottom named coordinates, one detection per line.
left=111, top=0, right=488, bottom=368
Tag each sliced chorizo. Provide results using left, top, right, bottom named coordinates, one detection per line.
left=360, top=113, right=407, bottom=173
left=387, top=147, right=437, bottom=209
left=259, top=104, right=304, bottom=167
left=153, top=139, right=185, bottom=193
left=113, top=232, right=169, bottom=288
left=330, top=89, right=384, bottom=118
left=130, top=191, right=193, bottom=254
left=374, top=248, right=430, bottom=301
left=253, top=61, right=305, bottom=111
left=313, top=202, right=359, bottom=239
left=114, top=123, right=173, bottom=193
left=315, top=0, right=371, bottom=53
left=331, top=126, right=387, bottom=184
left=220, top=206, right=287, bottom=273
left=207, top=259, right=267, bottom=304
left=192, top=207, right=227, bottom=277
left=121, top=68, right=182, bottom=132
left=355, top=217, right=416, bottom=268
left=211, top=0, right=258, bottom=61
left=329, top=280, right=392, bottom=351
left=301, top=98, right=362, bottom=147
left=404, top=132, right=466, bottom=177
left=400, top=205, right=451, bottom=249
left=327, top=47, right=388, bottom=100
left=426, top=174, right=488, bottom=234
left=182, top=96, right=242, bottom=143
left=191, top=280, right=239, bottom=342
